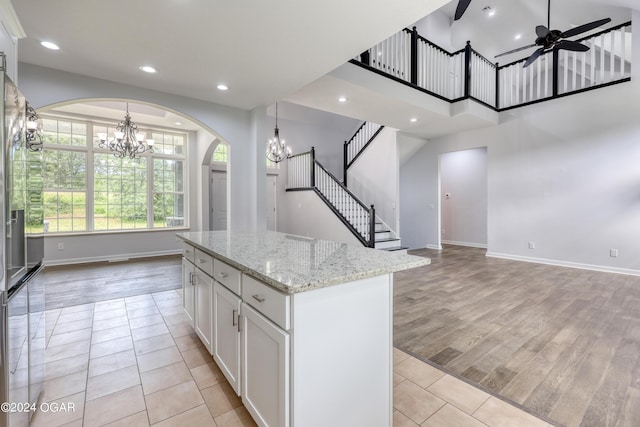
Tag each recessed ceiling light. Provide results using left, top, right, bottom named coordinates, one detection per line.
left=139, top=65, right=157, bottom=74
left=338, top=96, right=348, bottom=103
left=514, top=34, right=522, bottom=40
left=41, top=41, right=60, bottom=50
left=410, top=117, right=418, bottom=123
left=175, top=122, right=182, bottom=126
left=217, top=84, right=228, bottom=91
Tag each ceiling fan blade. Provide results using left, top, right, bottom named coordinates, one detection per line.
left=454, top=0, right=472, bottom=21
left=536, top=25, right=550, bottom=38
left=555, top=40, right=590, bottom=52
left=560, top=18, right=611, bottom=38
left=495, top=43, right=538, bottom=59
left=523, top=48, right=545, bottom=68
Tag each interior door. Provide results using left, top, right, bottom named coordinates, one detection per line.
left=210, top=170, right=227, bottom=230
left=266, top=175, right=277, bottom=231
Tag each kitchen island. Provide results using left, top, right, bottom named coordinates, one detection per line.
left=177, top=230, right=429, bottom=427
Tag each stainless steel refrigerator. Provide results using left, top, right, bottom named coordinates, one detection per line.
left=0, top=54, right=45, bottom=427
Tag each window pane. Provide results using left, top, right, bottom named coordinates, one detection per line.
left=42, top=112, right=187, bottom=234
left=153, top=158, right=185, bottom=228
left=93, top=153, right=147, bottom=231
left=42, top=150, right=87, bottom=233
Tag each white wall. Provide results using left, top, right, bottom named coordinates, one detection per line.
left=18, top=63, right=267, bottom=264
left=412, top=10, right=453, bottom=51
left=440, top=147, right=487, bottom=247
left=401, top=79, right=640, bottom=274
left=282, top=190, right=362, bottom=246
left=0, top=0, right=23, bottom=82
left=347, top=127, right=399, bottom=234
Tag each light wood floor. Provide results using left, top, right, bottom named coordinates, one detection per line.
left=395, top=245, right=640, bottom=427
left=44, top=255, right=182, bottom=310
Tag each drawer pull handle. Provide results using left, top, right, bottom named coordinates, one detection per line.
left=219, top=272, right=228, bottom=278
left=252, top=294, right=265, bottom=303
left=198, top=258, right=207, bottom=264
left=232, top=309, right=238, bottom=326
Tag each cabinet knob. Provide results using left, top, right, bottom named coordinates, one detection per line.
left=252, top=294, right=265, bottom=303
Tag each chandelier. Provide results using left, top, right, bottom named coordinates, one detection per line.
left=25, top=102, right=43, bottom=152
left=97, top=103, right=154, bottom=159
left=266, top=102, right=292, bottom=163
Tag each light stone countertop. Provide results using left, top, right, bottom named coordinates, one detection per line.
left=177, top=230, right=430, bottom=294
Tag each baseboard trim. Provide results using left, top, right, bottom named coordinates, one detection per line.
left=44, top=249, right=182, bottom=267
left=442, top=240, right=487, bottom=249
left=486, top=252, right=640, bottom=277
left=426, top=244, right=442, bottom=250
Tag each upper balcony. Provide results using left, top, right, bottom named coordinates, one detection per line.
left=287, top=20, right=632, bottom=140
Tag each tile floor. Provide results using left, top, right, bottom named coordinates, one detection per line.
left=30, top=288, right=554, bottom=426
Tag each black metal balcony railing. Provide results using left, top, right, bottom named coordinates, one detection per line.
left=352, top=21, right=632, bottom=111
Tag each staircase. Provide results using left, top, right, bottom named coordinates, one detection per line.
left=287, top=121, right=407, bottom=253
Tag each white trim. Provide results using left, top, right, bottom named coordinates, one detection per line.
left=0, top=0, right=25, bottom=38
left=485, top=252, right=640, bottom=277
left=44, top=249, right=181, bottom=267
left=442, top=240, right=487, bottom=249
left=426, top=244, right=442, bottom=250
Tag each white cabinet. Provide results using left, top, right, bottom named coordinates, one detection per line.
left=213, top=282, right=241, bottom=395
left=194, top=268, right=213, bottom=353
left=181, top=258, right=195, bottom=325
left=241, top=303, right=290, bottom=427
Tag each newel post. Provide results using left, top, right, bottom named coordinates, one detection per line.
left=343, top=141, right=348, bottom=187
left=369, top=205, right=376, bottom=248
left=410, top=27, right=418, bottom=85
left=495, top=62, right=500, bottom=109
left=464, top=41, right=472, bottom=99
left=310, top=146, right=316, bottom=188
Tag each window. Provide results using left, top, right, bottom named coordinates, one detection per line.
left=42, top=114, right=187, bottom=234
left=212, top=143, right=228, bottom=163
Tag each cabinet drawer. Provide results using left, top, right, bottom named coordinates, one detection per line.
left=181, top=241, right=196, bottom=263
left=194, top=249, right=214, bottom=277
left=213, top=258, right=241, bottom=295
left=242, top=275, right=290, bottom=330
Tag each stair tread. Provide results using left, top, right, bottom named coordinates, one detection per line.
left=375, top=237, right=401, bottom=243
left=375, top=230, right=391, bottom=234
left=379, top=246, right=409, bottom=251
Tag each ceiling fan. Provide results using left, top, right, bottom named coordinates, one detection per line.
left=454, top=0, right=472, bottom=20
left=495, top=0, right=611, bottom=67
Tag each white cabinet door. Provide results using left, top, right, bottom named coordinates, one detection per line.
left=241, top=303, right=289, bottom=427
left=194, top=268, right=213, bottom=354
left=182, top=258, right=195, bottom=326
left=213, top=282, right=241, bottom=395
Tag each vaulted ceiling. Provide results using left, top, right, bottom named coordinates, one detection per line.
left=11, top=0, right=637, bottom=137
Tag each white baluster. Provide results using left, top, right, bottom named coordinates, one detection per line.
left=600, top=34, right=605, bottom=84
left=610, top=29, right=616, bottom=81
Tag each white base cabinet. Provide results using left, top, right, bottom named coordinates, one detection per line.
left=213, top=282, right=241, bottom=394
left=241, top=303, right=290, bottom=427
left=181, top=258, right=195, bottom=326
left=194, top=268, right=213, bottom=353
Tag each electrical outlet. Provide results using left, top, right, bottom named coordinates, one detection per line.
left=528, top=241, right=535, bottom=249
left=58, top=242, right=64, bottom=250
left=610, top=248, right=619, bottom=257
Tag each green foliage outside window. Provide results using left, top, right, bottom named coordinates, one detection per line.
left=41, top=115, right=186, bottom=233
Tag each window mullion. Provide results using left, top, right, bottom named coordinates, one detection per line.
left=147, top=155, right=154, bottom=228
left=87, top=126, right=95, bottom=232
